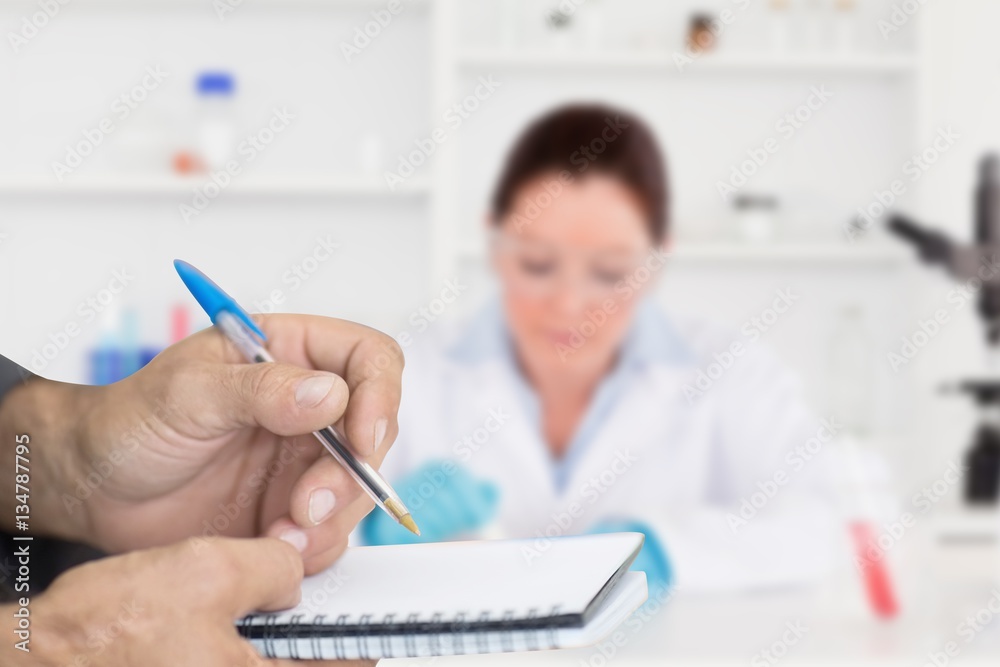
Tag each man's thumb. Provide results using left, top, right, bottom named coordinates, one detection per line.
left=209, top=363, right=349, bottom=435
left=189, top=537, right=304, bottom=615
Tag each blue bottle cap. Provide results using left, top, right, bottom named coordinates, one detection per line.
left=196, top=72, right=235, bottom=95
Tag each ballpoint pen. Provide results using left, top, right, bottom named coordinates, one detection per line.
left=173, top=259, right=420, bottom=536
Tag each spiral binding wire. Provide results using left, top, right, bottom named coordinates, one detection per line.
left=245, top=605, right=565, bottom=659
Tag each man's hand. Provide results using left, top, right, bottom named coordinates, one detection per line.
left=1, top=537, right=375, bottom=666
left=0, top=314, right=405, bottom=574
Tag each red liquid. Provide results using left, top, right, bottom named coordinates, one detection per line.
left=170, top=305, right=190, bottom=344
left=850, top=521, right=900, bottom=619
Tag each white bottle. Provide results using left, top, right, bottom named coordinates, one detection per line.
left=833, top=0, right=857, bottom=55
left=196, top=72, right=237, bottom=170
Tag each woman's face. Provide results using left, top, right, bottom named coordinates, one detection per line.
left=493, top=172, right=660, bottom=376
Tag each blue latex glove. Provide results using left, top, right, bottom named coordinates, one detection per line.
left=588, top=519, right=673, bottom=596
left=361, top=460, right=500, bottom=545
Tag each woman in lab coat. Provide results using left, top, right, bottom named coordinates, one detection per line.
left=362, top=104, right=841, bottom=592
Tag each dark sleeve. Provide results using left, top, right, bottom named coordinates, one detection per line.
left=0, top=354, right=32, bottom=407
left=0, top=355, right=103, bottom=601
left=0, top=355, right=31, bottom=601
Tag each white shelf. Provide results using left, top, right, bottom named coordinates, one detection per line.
left=2, top=0, right=432, bottom=9
left=0, top=174, right=431, bottom=197
left=458, top=241, right=911, bottom=264
left=457, top=50, right=917, bottom=75
left=932, top=510, right=1000, bottom=545
left=668, top=242, right=911, bottom=263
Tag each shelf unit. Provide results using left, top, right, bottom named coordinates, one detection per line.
left=0, top=174, right=431, bottom=197
left=456, top=50, right=918, bottom=75
left=433, top=3, right=925, bottom=285
left=457, top=240, right=912, bottom=265
left=1, top=0, right=925, bottom=287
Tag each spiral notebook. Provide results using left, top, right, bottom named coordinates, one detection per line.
left=238, top=532, right=647, bottom=660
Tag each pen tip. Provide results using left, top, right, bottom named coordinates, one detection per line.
left=400, top=514, right=420, bottom=536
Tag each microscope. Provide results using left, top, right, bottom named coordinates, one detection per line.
left=888, top=154, right=1000, bottom=504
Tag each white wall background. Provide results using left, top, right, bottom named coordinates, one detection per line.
left=0, top=0, right=994, bottom=497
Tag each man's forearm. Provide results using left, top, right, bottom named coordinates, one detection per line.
left=0, top=379, right=95, bottom=544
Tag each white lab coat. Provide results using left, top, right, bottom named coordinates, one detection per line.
left=380, top=301, right=843, bottom=592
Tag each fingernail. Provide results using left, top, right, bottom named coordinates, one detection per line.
left=278, top=528, right=308, bottom=553
left=308, top=488, right=337, bottom=525
left=374, top=417, right=388, bottom=453
left=296, top=374, right=337, bottom=409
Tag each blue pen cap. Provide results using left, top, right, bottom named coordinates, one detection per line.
left=173, top=260, right=266, bottom=340
left=196, top=72, right=235, bottom=95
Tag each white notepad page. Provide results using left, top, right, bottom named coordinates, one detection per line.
left=252, top=532, right=643, bottom=623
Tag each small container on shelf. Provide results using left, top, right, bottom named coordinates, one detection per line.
left=686, top=14, right=718, bottom=54
left=543, top=5, right=574, bottom=52
left=196, top=71, right=237, bottom=170
left=732, top=193, right=780, bottom=243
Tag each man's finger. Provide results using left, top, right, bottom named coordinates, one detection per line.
left=200, top=362, right=350, bottom=436
left=301, top=535, right=354, bottom=577
left=264, top=494, right=376, bottom=576
left=338, top=331, right=403, bottom=458
left=190, top=537, right=304, bottom=616
left=287, top=454, right=365, bottom=528
left=257, top=315, right=405, bottom=458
